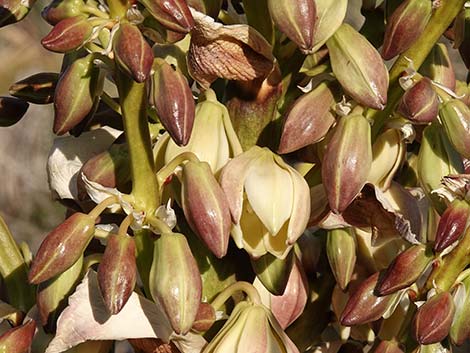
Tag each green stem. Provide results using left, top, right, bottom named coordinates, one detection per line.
left=101, top=91, right=122, bottom=115
left=156, top=151, right=199, bottom=189
left=146, top=215, right=173, bottom=235
left=82, top=5, right=110, bottom=18
left=107, top=0, right=128, bottom=19
left=367, top=0, right=466, bottom=138
left=210, top=281, right=262, bottom=310
left=118, top=214, right=133, bottom=237
left=88, top=196, right=119, bottom=220
left=117, top=71, right=159, bottom=212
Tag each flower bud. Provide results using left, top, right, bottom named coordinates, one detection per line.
left=421, top=43, right=456, bottom=90
left=311, top=0, right=347, bottom=53
left=113, top=23, right=154, bottom=83
left=327, top=24, right=389, bottom=110
left=456, top=7, right=470, bottom=70
left=455, top=80, right=470, bottom=107
left=0, top=319, right=36, bottom=353
left=182, top=160, right=231, bottom=258
left=396, top=77, right=439, bottom=124
left=139, top=0, right=194, bottom=33
left=381, top=0, right=432, bottom=60
left=450, top=275, right=470, bottom=345
left=41, top=16, right=92, bottom=53
left=376, top=244, right=433, bottom=295
left=413, top=292, right=455, bottom=345
left=322, top=113, right=372, bottom=214
left=149, top=232, right=202, bottom=335
left=151, top=60, right=195, bottom=146
left=439, top=99, right=470, bottom=159
left=278, top=82, right=335, bottom=154
left=327, top=228, right=356, bottom=290
left=340, top=272, right=397, bottom=326
left=296, top=231, right=321, bottom=276
left=372, top=340, right=404, bottom=353
left=192, top=302, right=216, bottom=333
left=0, top=0, right=31, bottom=27
left=53, top=54, right=103, bottom=135
left=0, top=96, right=29, bottom=127
left=202, top=301, right=299, bottom=353
left=267, top=0, right=316, bottom=53
left=251, top=251, right=294, bottom=296
left=98, top=234, right=136, bottom=315
left=37, top=255, right=83, bottom=329
left=29, top=212, right=95, bottom=284
left=9, top=72, right=58, bottom=105
left=41, top=0, right=86, bottom=25
left=434, top=199, right=470, bottom=252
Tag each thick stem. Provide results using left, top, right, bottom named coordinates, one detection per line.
left=210, top=281, right=262, bottom=310
left=367, top=0, right=466, bottom=138
left=117, top=71, right=159, bottom=212
left=156, top=151, right=200, bottom=188
left=107, top=0, right=128, bottom=19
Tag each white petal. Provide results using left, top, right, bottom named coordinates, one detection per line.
left=263, top=221, right=292, bottom=259
left=47, top=127, right=122, bottom=200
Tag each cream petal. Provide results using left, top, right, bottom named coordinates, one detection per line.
left=237, top=306, right=274, bottom=353
left=263, top=221, right=291, bottom=259
left=245, top=150, right=293, bottom=235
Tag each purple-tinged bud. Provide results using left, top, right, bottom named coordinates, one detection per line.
left=396, top=78, right=438, bottom=124
left=98, top=234, right=136, bottom=315
left=421, top=43, right=456, bottom=91
left=340, top=272, right=397, bottom=326
left=372, top=340, right=404, bottom=353
left=322, top=113, right=372, bottom=214
left=326, top=228, right=356, bottom=290
left=182, top=160, right=231, bottom=258
left=113, top=23, right=154, bottom=83
left=53, top=54, right=103, bottom=135
left=192, top=302, right=216, bottom=333
left=0, top=319, right=36, bottom=353
left=0, top=96, right=29, bottom=127
left=251, top=251, right=294, bottom=296
left=41, top=16, right=92, bottom=53
left=29, top=212, right=95, bottom=284
left=381, top=0, right=432, bottom=60
left=149, top=232, right=202, bottom=335
left=41, top=0, right=86, bottom=25
left=9, top=72, right=58, bottom=105
left=151, top=60, right=195, bottom=146
left=450, top=275, right=470, bottom=346
left=377, top=245, right=433, bottom=295
left=267, top=0, right=316, bottom=54
left=439, top=99, right=470, bottom=159
left=434, top=200, right=470, bottom=252
left=278, top=82, right=335, bottom=154
left=413, top=292, right=455, bottom=345
left=139, top=0, right=194, bottom=33
left=327, top=24, right=389, bottom=110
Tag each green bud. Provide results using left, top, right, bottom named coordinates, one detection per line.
left=251, top=251, right=294, bottom=295
left=311, top=0, right=347, bottom=53
left=327, top=228, right=356, bottom=290
left=327, top=24, right=389, bottom=110
left=0, top=96, right=29, bottom=127
left=9, top=72, right=58, bottom=105
left=396, top=77, right=439, bottom=124
left=440, top=99, right=470, bottom=159
left=322, top=114, right=372, bottom=214
left=0, top=319, right=36, bottom=353
left=0, top=0, right=33, bottom=27
left=41, top=16, right=92, bottom=53
left=28, top=212, right=95, bottom=284
left=421, top=43, right=456, bottom=90
left=150, top=232, right=202, bottom=335
left=41, top=0, right=86, bottom=25
left=139, top=0, right=194, bottom=33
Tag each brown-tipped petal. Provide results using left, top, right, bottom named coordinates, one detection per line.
left=53, top=54, right=103, bottom=135
left=421, top=43, right=456, bottom=91
left=340, top=272, right=397, bottom=326
left=41, top=16, right=92, bottom=53
left=396, top=77, right=439, bottom=124
left=182, top=161, right=231, bottom=258
left=381, top=0, right=432, bottom=60
left=29, top=212, right=95, bottom=284
left=251, top=251, right=294, bottom=295
left=377, top=245, right=433, bottom=295
left=41, top=0, right=86, bottom=25
left=372, top=340, right=404, bottom=353
left=439, top=99, right=470, bottom=159
left=113, top=23, right=154, bottom=83
left=327, top=24, right=389, bottom=110
left=98, top=234, right=136, bottom=315
left=413, top=292, right=455, bottom=345
left=151, top=61, right=195, bottom=146
left=326, top=228, right=356, bottom=290
left=0, top=319, right=36, bottom=353
left=0, top=96, right=29, bottom=127
left=321, top=114, right=372, bottom=214
left=139, top=0, right=194, bottom=33
left=278, top=82, right=335, bottom=154
left=9, top=72, right=58, bottom=105
left=434, top=199, right=470, bottom=252
left=149, top=233, right=202, bottom=335
left=192, top=302, right=216, bottom=333
left=267, top=0, right=316, bottom=53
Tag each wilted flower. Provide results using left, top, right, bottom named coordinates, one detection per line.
left=220, top=146, right=310, bottom=259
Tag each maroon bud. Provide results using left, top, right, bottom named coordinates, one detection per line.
left=42, top=16, right=92, bottom=53
left=9, top=72, right=58, bottom=105
left=139, top=0, right=194, bottom=33
left=98, top=234, right=137, bottom=315
left=192, top=302, right=216, bottom=333
left=396, top=78, right=438, bottom=124
left=113, top=23, right=154, bottom=83
left=29, top=212, right=95, bottom=284
left=377, top=244, right=433, bottom=295
left=0, top=319, right=36, bottom=353
left=413, top=292, right=455, bottom=345
left=0, top=96, right=29, bottom=127
left=434, top=199, right=470, bottom=252
left=41, top=0, right=87, bottom=25
left=151, top=60, right=195, bottom=146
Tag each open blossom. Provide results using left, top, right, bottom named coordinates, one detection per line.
left=220, top=146, right=310, bottom=259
